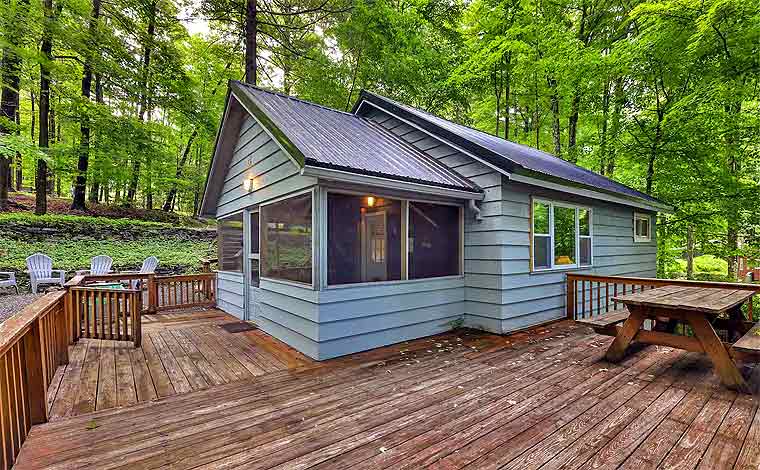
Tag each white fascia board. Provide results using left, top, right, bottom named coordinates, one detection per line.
left=510, top=173, right=673, bottom=213
left=355, top=100, right=512, bottom=180
left=301, top=165, right=485, bottom=201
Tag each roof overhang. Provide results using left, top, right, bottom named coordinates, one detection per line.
left=510, top=171, right=674, bottom=213
left=354, top=91, right=673, bottom=214
left=301, top=165, right=485, bottom=201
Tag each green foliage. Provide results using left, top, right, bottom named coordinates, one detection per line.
left=0, top=238, right=214, bottom=274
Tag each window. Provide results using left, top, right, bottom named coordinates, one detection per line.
left=261, top=192, right=313, bottom=285
left=409, top=202, right=461, bottom=279
left=531, top=199, right=593, bottom=271
left=250, top=211, right=260, bottom=287
left=326, top=192, right=463, bottom=286
left=218, top=213, right=244, bottom=272
left=327, top=193, right=402, bottom=285
left=634, top=213, right=652, bottom=242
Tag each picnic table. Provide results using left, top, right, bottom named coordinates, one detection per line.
left=581, top=285, right=759, bottom=392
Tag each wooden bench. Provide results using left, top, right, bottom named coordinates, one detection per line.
left=575, top=309, right=630, bottom=330
left=731, top=321, right=760, bottom=360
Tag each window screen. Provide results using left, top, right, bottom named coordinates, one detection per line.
left=327, top=193, right=402, bottom=285
left=261, top=193, right=312, bottom=284
left=409, top=202, right=461, bottom=279
left=218, top=213, right=244, bottom=272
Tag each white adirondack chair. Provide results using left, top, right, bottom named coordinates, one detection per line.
left=0, top=272, right=19, bottom=294
left=26, top=253, right=66, bottom=294
left=130, top=256, right=159, bottom=289
left=76, top=255, right=114, bottom=276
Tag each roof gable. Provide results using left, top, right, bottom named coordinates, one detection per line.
left=355, top=90, right=670, bottom=211
left=231, top=82, right=480, bottom=193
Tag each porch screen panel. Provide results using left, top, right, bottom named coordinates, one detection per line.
left=327, top=193, right=402, bottom=285
left=261, top=193, right=313, bottom=285
left=409, top=202, right=461, bottom=279
left=218, top=213, right=244, bottom=272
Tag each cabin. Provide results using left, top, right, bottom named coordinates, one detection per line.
left=199, top=80, right=672, bottom=360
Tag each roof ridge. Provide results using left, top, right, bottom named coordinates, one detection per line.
left=234, top=80, right=357, bottom=117
left=361, top=89, right=660, bottom=204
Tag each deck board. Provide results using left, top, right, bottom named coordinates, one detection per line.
left=14, top=316, right=760, bottom=469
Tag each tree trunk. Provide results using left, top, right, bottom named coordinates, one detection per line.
left=686, top=224, right=694, bottom=280
left=646, top=108, right=663, bottom=195
left=245, top=0, right=257, bottom=85
left=36, top=0, right=55, bottom=215
left=493, top=62, right=502, bottom=137
left=567, top=93, right=579, bottom=163
left=599, top=80, right=610, bottom=175
left=15, top=108, right=22, bottom=190
left=547, top=77, right=560, bottom=156
left=607, top=77, right=624, bottom=177
left=127, top=0, right=156, bottom=203
left=46, top=90, right=55, bottom=194
left=0, top=42, right=21, bottom=209
left=72, top=0, right=101, bottom=210
left=163, top=129, right=197, bottom=211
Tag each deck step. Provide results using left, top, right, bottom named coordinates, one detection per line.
left=575, top=309, right=630, bottom=328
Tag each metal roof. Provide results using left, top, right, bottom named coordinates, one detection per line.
left=232, top=82, right=480, bottom=193
left=357, top=90, right=663, bottom=205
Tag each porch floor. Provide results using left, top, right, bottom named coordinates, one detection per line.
left=45, top=309, right=312, bottom=420
left=16, top=317, right=760, bottom=469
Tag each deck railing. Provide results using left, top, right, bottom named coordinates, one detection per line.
left=0, top=270, right=218, bottom=469
left=0, top=291, right=69, bottom=469
left=567, top=274, right=760, bottom=321
left=155, top=273, right=216, bottom=311
left=69, top=287, right=142, bottom=346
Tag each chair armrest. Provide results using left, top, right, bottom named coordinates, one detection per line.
left=76, top=270, right=91, bottom=276
left=0, top=272, right=15, bottom=281
left=53, top=270, right=66, bottom=281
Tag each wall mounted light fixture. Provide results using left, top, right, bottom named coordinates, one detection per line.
left=367, top=196, right=376, bottom=207
left=243, top=174, right=255, bottom=192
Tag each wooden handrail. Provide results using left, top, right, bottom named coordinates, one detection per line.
left=0, top=291, right=69, bottom=469
left=566, top=273, right=760, bottom=322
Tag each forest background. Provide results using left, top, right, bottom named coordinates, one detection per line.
left=0, top=0, right=758, bottom=280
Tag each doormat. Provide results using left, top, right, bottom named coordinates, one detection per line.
left=220, top=322, right=257, bottom=333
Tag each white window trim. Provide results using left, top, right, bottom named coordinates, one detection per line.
left=325, top=189, right=465, bottom=287
left=531, top=198, right=593, bottom=272
left=634, top=212, right=652, bottom=243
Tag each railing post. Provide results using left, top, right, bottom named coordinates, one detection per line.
left=133, top=292, right=142, bottom=348
left=147, top=274, right=157, bottom=313
left=567, top=275, right=576, bottom=320
left=23, top=322, right=47, bottom=425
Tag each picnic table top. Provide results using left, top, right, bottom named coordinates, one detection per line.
left=612, top=285, right=754, bottom=315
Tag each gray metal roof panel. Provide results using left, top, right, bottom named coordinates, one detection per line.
left=233, top=82, right=480, bottom=193
left=358, top=90, right=662, bottom=204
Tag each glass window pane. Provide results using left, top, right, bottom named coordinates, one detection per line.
left=218, top=213, right=243, bottom=272
left=261, top=193, right=312, bottom=284
left=327, top=193, right=402, bottom=285
left=580, top=237, right=591, bottom=266
left=409, top=202, right=461, bottom=279
left=250, top=259, right=260, bottom=287
left=534, top=235, right=550, bottom=269
left=579, top=209, right=590, bottom=236
left=533, top=201, right=549, bottom=234
left=636, top=217, right=650, bottom=238
left=250, top=212, right=259, bottom=254
left=554, top=206, right=576, bottom=266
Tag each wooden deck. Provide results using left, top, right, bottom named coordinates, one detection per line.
left=44, top=309, right=311, bottom=420
left=15, top=317, right=760, bottom=469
